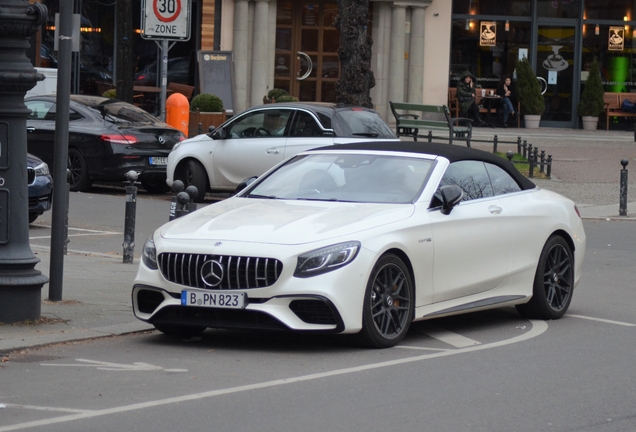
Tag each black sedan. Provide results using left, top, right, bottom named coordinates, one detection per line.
left=27, top=153, right=52, bottom=224
left=25, top=95, right=186, bottom=193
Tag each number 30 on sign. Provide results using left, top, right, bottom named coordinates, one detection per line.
left=141, top=0, right=191, bottom=41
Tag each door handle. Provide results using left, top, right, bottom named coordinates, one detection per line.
left=266, top=148, right=280, bottom=155
left=26, top=126, right=35, bottom=132
left=296, top=51, right=313, bottom=81
left=488, top=205, right=502, bottom=214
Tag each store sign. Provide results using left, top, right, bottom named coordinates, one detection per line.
left=141, top=0, right=191, bottom=41
left=480, top=21, right=496, bottom=46
left=609, top=26, right=625, bottom=51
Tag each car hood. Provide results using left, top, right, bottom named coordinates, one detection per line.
left=160, top=198, right=415, bottom=245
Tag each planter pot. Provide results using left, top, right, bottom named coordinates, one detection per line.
left=189, top=111, right=226, bottom=137
left=581, top=116, right=599, bottom=130
left=524, top=114, right=541, bottom=129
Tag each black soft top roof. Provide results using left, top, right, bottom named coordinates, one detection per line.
left=311, top=141, right=537, bottom=190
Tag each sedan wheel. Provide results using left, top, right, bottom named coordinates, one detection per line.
left=357, top=254, right=413, bottom=348
left=68, top=148, right=93, bottom=192
left=141, top=174, right=170, bottom=194
left=516, top=236, right=574, bottom=320
left=176, top=160, right=207, bottom=203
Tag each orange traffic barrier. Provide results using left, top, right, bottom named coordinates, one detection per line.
left=166, top=93, right=189, bottom=136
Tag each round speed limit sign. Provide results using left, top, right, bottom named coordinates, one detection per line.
left=141, top=0, right=191, bottom=40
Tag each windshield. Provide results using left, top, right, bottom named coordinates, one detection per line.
left=246, top=153, right=434, bottom=203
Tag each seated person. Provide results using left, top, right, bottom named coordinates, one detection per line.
left=457, top=71, right=485, bottom=127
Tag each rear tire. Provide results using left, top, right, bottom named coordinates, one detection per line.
left=357, top=254, right=414, bottom=348
left=154, top=323, right=206, bottom=339
left=175, top=160, right=207, bottom=202
left=68, top=148, right=92, bottom=192
left=516, top=236, right=574, bottom=320
left=141, top=174, right=170, bottom=194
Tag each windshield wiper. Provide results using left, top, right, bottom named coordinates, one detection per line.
left=351, top=132, right=379, bottom=137
left=246, top=194, right=277, bottom=199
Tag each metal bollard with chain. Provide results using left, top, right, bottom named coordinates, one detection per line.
left=123, top=171, right=138, bottom=263
left=168, top=180, right=185, bottom=221
left=620, top=159, right=629, bottom=216
left=185, top=185, right=199, bottom=213
left=175, top=191, right=191, bottom=218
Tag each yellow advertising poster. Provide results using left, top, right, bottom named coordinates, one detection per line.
left=480, top=21, right=496, bottom=46
left=609, top=26, right=625, bottom=51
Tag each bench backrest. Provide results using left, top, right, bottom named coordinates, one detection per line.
left=604, top=93, right=621, bottom=109
left=168, top=82, right=195, bottom=100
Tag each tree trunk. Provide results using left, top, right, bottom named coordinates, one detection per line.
left=335, top=0, right=375, bottom=108
left=116, top=0, right=134, bottom=104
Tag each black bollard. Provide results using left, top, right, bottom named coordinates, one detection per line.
left=185, top=185, right=199, bottom=213
left=169, top=180, right=185, bottom=221
left=175, top=191, right=191, bottom=218
left=493, top=135, right=498, bottom=153
left=620, top=159, right=629, bottom=216
left=547, top=155, right=552, bottom=178
left=427, top=130, right=433, bottom=143
left=517, top=136, right=522, bottom=154
left=123, top=171, right=138, bottom=263
left=522, top=140, right=528, bottom=158
left=540, top=150, right=546, bottom=174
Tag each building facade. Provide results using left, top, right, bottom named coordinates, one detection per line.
left=34, top=0, right=636, bottom=128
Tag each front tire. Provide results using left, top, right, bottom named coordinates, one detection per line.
left=516, top=235, right=574, bottom=320
left=175, top=160, right=207, bottom=202
left=357, top=254, right=414, bottom=348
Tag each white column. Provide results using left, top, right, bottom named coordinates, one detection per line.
left=388, top=4, right=406, bottom=105
left=370, top=2, right=392, bottom=119
left=407, top=5, right=426, bottom=103
left=233, top=0, right=249, bottom=113
left=250, top=0, right=270, bottom=107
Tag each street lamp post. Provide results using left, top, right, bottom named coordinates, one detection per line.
left=0, top=0, right=49, bottom=322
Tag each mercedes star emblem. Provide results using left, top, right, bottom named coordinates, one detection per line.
left=200, top=260, right=224, bottom=287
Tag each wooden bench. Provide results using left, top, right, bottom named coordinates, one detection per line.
left=167, top=82, right=195, bottom=100
left=448, top=87, right=521, bottom=127
left=389, top=101, right=473, bottom=147
left=604, top=92, right=636, bottom=130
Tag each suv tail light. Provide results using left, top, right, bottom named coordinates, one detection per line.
left=101, top=134, right=139, bottom=145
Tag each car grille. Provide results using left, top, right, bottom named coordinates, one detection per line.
left=27, top=167, right=35, bottom=185
left=158, top=253, right=283, bottom=290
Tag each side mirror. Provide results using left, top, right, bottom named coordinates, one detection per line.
left=235, top=176, right=258, bottom=194
left=439, top=185, right=463, bottom=215
left=210, top=127, right=224, bottom=139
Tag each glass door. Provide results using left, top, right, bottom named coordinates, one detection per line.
left=274, top=0, right=340, bottom=102
left=536, top=24, right=578, bottom=126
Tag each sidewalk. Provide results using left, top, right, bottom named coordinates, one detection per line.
left=1, top=126, right=635, bottom=354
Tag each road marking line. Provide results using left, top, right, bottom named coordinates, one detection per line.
left=416, top=325, right=481, bottom=347
left=6, top=405, right=92, bottom=414
left=0, top=320, right=548, bottom=432
left=566, top=314, right=636, bottom=327
left=395, top=346, right=451, bottom=352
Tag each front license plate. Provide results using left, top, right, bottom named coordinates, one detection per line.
left=181, top=290, right=245, bottom=309
left=149, top=157, right=168, bottom=166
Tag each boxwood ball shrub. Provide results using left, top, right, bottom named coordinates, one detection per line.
left=102, top=89, right=117, bottom=99
left=190, top=93, right=224, bottom=112
left=275, top=95, right=299, bottom=103
left=267, top=88, right=289, bottom=101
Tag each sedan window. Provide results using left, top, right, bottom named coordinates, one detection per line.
left=26, top=101, right=54, bottom=120
left=226, top=109, right=292, bottom=138
left=485, top=163, right=522, bottom=196
left=290, top=111, right=324, bottom=137
left=437, top=160, right=494, bottom=202
left=40, top=104, right=83, bottom=122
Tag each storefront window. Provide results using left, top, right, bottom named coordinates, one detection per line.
left=452, top=0, right=532, bottom=17
left=537, top=0, right=580, bottom=18
left=585, top=0, right=633, bottom=20
left=582, top=24, right=636, bottom=92
left=450, top=19, right=531, bottom=88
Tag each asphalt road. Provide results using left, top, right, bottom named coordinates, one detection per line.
left=4, top=189, right=636, bottom=432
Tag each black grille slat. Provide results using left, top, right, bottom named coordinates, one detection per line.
left=158, top=253, right=282, bottom=290
left=27, top=167, right=36, bottom=185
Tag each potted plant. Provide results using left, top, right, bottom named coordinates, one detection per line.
left=189, top=93, right=225, bottom=137
left=264, top=88, right=289, bottom=103
left=577, top=58, right=605, bottom=130
left=515, top=57, right=545, bottom=128
left=275, top=94, right=299, bottom=103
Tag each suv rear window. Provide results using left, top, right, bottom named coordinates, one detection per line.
left=332, top=109, right=396, bottom=138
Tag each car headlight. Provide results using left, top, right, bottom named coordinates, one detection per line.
left=142, top=236, right=158, bottom=270
left=294, top=241, right=360, bottom=278
left=172, top=142, right=181, bottom=151
left=34, top=162, right=50, bottom=176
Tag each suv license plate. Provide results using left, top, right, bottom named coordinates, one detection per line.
left=149, top=157, right=168, bottom=165
left=181, top=290, right=245, bottom=309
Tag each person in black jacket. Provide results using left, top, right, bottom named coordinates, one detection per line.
left=496, top=75, right=516, bottom=127
left=457, top=71, right=485, bottom=126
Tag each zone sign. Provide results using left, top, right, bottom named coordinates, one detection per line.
left=141, top=0, right=191, bottom=41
